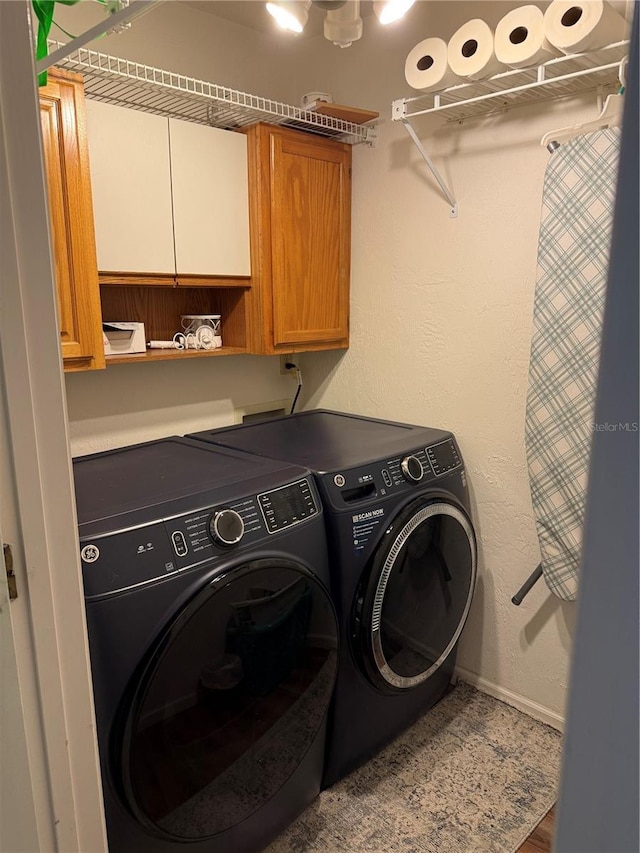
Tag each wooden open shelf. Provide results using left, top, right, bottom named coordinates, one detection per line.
left=100, top=282, right=250, bottom=363
left=105, top=346, right=248, bottom=365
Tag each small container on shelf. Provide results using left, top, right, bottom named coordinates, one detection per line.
left=178, top=314, right=222, bottom=350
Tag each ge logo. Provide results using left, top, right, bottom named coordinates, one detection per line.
left=81, top=544, right=100, bottom=563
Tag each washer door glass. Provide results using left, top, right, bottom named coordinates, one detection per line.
left=355, top=500, right=476, bottom=692
left=118, top=559, right=338, bottom=840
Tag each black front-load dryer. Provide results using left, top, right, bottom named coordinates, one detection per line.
left=73, top=437, right=338, bottom=852
left=189, top=410, right=477, bottom=788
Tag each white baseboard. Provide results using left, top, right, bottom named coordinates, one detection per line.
left=455, top=666, right=565, bottom=732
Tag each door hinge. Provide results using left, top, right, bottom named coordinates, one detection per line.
left=3, top=543, right=18, bottom=600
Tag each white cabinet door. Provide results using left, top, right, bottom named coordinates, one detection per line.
left=169, top=119, right=251, bottom=277
left=85, top=100, right=175, bottom=274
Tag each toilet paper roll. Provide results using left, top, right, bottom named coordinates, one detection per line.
left=448, top=19, right=506, bottom=81
left=405, top=37, right=464, bottom=92
left=544, top=0, right=627, bottom=54
left=495, top=5, right=562, bottom=68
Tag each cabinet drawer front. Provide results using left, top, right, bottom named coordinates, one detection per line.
left=85, top=101, right=175, bottom=274
left=170, top=120, right=251, bottom=277
left=270, top=134, right=350, bottom=348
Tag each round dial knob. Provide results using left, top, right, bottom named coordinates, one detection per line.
left=401, top=455, right=424, bottom=483
left=209, top=508, right=245, bottom=546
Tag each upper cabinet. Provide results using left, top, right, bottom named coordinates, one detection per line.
left=39, top=70, right=105, bottom=372
left=244, top=124, right=351, bottom=355
left=169, top=119, right=251, bottom=279
left=38, top=45, right=363, bottom=368
left=85, top=102, right=175, bottom=275
left=85, top=100, right=251, bottom=281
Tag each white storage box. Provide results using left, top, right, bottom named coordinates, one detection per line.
left=103, top=322, right=146, bottom=356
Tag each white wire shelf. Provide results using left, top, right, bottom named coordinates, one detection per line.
left=48, top=40, right=377, bottom=146
left=392, top=40, right=629, bottom=125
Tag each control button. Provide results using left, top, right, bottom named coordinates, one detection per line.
left=401, top=455, right=424, bottom=483
left=171, top=531, right=188, bottom=557
left=81, top=544, right=100, bottom=563
left=209, top=508, right=245, bottom=546
left=334, top=473, right=346, bottom=488
left=382, top=469, right=392, bottom=487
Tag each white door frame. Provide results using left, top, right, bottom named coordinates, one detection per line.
left=0, top=3, right=107, bottom=850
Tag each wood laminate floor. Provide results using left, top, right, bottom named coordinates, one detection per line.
left=518, top=805, right=556, bottom=852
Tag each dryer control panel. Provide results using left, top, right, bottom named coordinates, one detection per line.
left=80, top=478, right=320, bottom=597
left=320, top=438, right=463, bottom=512
left=165, top=478, right=319, bottom=569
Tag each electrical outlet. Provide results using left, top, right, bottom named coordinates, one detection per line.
left=280, top=356, right=297, bottom=375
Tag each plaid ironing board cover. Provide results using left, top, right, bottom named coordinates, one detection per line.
left=525, top=128, right=620, bottom=601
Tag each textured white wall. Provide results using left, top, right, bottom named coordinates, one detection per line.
left=290, top=0, right=629, bottom=724
left=60, top=1, right=629, bottom=722
left=66, top=354, right=296, bottom=454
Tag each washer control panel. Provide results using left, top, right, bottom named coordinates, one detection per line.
left=384, top=447, right=431, bottom=488
left=426, top=438, right=461, bottom=476
left=323, top=437, right=463, bottom=510
left=401, top=454, right=424, bottom=482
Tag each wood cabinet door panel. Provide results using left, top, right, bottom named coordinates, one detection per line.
left=270, top=133, right=350, bottom=348
left=39, top=74, right=104, bottom=370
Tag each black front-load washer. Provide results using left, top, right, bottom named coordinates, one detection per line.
left=73, top=437, right=338, bottom=852
left=189, top=410, right=477, bottom=788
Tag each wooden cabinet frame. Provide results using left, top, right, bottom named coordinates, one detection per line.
left=39, top=69, right=104, bottom=371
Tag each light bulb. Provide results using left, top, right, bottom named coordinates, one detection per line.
left=266, top=1, right=310, bottom=33
left=373, top=0, right=416, bottom=25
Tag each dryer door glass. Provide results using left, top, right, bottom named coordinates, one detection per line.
left=356, top=501, right=476, bottom=691
left=119, top=559, right=338, bottom=840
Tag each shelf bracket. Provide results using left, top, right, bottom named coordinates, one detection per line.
left=36, top=0, right=164, bottom=75
left=401, top=118, right=458, bottom=218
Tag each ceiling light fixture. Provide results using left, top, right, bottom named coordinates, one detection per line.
left=312, top=0, right=347, bottom=9
left=324, top=0, right=363, bottom=48
left=267, top=0, right=413, bottom=47
left=373, top=0, right=416, bottom=25
left=266, top=0, right=311, bottom=33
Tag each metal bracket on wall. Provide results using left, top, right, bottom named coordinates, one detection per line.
left=36, top=0, right=164, bottom=75
left=399, top=117, right=458, bottom=218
